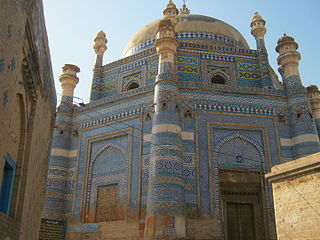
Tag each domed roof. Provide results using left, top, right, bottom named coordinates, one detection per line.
left=122, top=14, right=250, bottom=57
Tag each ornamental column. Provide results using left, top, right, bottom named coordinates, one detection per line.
left=250, top=12, right=272, bottom=88
left=145, top=1, right=186, bottom=239
left=276, top=35, right=320, bottom=158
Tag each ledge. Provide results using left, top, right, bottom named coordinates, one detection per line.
left=265, top=152, right=320, bottom=182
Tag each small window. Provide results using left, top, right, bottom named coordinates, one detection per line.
left=145, top=114, right=152, bottom=121
left=296, top=113, right=302, bottom=119
left=184, top=110, right=192, bottom=119
left=161, top=102, right=168, bottom=110
left=127, top=82, right=139, bottom=91
left=0, top=153, right=16, bottom=215
left=211, top=74, right=226, bottom=84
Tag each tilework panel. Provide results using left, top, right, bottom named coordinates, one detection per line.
left=177, top=53, right=201, bottom=83
left=235, top=59, right=271, bottom=88
left=92, top=74, right=118, bottom=95
left=147, top=58, right=158, bottom=85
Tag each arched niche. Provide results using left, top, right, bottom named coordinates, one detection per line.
left=208, top=69, right=230, bottom=85
left=84, top=146, right=128, bottom=223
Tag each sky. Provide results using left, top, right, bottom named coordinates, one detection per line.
left=43, top=0, right=320, bottom=104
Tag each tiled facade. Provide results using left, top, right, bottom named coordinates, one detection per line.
left=41, top=2, right=319, bottom=240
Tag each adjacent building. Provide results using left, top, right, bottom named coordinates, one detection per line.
left=266, top=152, right=320, bottom=240
left=0, top=0, right=56, bottom=239
left=41, top=1, right=319, bottom=239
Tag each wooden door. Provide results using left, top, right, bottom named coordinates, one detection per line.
left=226, top=203, right=255, bottom=240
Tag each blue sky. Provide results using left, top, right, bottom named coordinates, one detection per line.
left=43, top=0, right=320, bottom=103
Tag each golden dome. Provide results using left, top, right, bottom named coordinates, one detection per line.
left=122, top=14, right=250, bottom=57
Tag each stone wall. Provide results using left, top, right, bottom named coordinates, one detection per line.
left=0, top=0, right=56, bottom=239
left=266, top=152, right=320, bottom=240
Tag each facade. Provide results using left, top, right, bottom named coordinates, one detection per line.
left=0, top=0, right=56, bottom=239
left=265, top=152, right=320, bottom=240
left=41, top=1, right=320, bottom=240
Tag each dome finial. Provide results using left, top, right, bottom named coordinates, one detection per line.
left=180, top=0, right=190, bottom=14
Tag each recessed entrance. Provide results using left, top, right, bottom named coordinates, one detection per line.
left=219, top=169, right=266, bottom=240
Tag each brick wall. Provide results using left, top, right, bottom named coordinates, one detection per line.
left=0, top=0, right=56, bottom=239
left=266, top=152, right=320, bottom=240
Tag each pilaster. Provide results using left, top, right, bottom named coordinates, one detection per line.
left=145, top=1, right=186, bottom=239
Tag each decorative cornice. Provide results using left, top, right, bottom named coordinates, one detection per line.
left=194, top=102, right=275, bottom=116
left=79, top=108, right=142, bottom=129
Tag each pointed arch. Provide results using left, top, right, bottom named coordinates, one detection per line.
left=126, top=81, right=139, bottom=91
left=84, top=145, right=128, bottom=222
left=208, top=69, right=230, bottom=85
left=214, top=134, right=266, bottom=170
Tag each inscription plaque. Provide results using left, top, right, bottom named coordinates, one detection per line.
left=39, top=218, right=66, bottom=240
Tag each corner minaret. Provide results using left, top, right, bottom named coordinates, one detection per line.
left=145, top=1, right=186, bottom=239
left=250, top=12, right=272, bottom=88
left=276, top=35, right=320, bottom=158
left=93, top=31, right=107, bottom=67
left=251, top=12, right=267, bottom=51
left=42, top=64, right=80, bottom=222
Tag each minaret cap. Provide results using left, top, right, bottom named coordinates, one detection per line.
left=59, top=64, right=80, bottom=97
left=250, top=12, right=266, bottom=40
left=276, top=34, right=299, bottom=53
left=276, top=34, right=301, bottom=78
left=163, top=0, right=179, bottom=24
left=93, top=31, right=108, bottom=56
